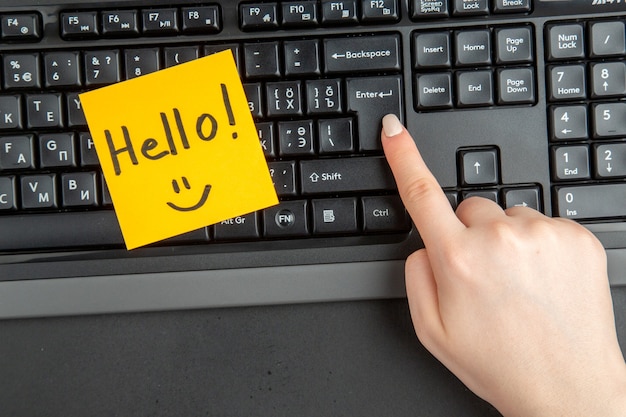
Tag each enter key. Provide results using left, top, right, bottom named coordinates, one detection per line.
left=347, top=75, right=403, bottom=151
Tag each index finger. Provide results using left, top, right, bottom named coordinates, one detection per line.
left=381, top=114, right=464, bottom=248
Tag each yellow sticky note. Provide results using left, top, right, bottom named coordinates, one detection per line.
left=79, top=51, right=278, bottom=249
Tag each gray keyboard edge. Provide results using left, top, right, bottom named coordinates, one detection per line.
left=1, top=251, right=625, bottom=319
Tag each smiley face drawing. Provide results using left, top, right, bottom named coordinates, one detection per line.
left=166, top=176, right=212, bottom=212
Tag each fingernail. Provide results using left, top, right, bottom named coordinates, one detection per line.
left=382, top=114, right=403, bottom=138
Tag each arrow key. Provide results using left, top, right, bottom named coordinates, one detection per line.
left=550, top=105, right=588, bottom=141
left=459, top=148, right=499, bottom=185
left=503, top=187, right=541, bottom=211
left=595, top=143, right=626, bottom=178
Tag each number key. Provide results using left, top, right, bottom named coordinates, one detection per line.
left=3, top=53, right=40, bottom=89
left=552, top=145, right=589, bottom=180
left=44, top=51, right=81, bottom=87
left=595, top=143, right=626, bottom=178
left=593, top=102, right=626, bottom=137
left=550, top=105, right=588, bottom=140
left=591, top=62, right=626, bottom=98
left=84, top=50, right=121, bottom=86
left=549, top=64, right=586, bottom=101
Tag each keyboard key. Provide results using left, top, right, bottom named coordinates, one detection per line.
left=21, top=174, right=57, bottom=209
left=66, top=92, right=87, bottom=127
left=497, top=67, right=535, bottom=104
left=552, top=145, right=590, bottom=180
left=125, top=48, right=160, bottom=79
left=61, top=172, right=98, bottom=207
left=300, top=156, right=396, bottom=195
left=278, top=119, right=314, bottom=156
left=415, top=73, right=453, bottom=109
left=3, top=53, right=40, bottom=89
left=0, top=211, right=123, bottom=250
left=84, top=50, right=121, bottom=86
left=79, top=132, right=99, bottom=166
left=164, top=46, right=200, bottom=68
left=306, top=79, right=343, bottom=114
left=39, top=133, right=76, bottom=168
left=556, top=184, right=626, bottom=220
left=240, top=3, right=279, bottom=30
left=312, top=197, right=358, bottom=234
left=550, top=105, right=588, bottom=141
left=0, top=176, right=16, bottom=210
left=142, top=9, right=179, bottom=34
left=266, top=81, right=303, bottom=116
left=0, top=135, right=35, bottom=170
left=101, top=178, right=112, bottom=206
left=593, top=102, right=626, bottom=137
left=324, top=34, right=401, bottom=73
left=268, top=161, right=297, bottom=196
left=26, top=93, right=64, bottom=128
left=284, top=39, right=320, bottom=76
left=445, top=191, right=459, bottom=209
left=318, top=118, right=354, bottom=154
left=244, top=83, right=264, bottom=118
left=411, top=0, right=449, bottom=18
left=452, top=0, right=489, bottom=16
left=346, top=75, right=403, bottom=151
left=460, top=149, right=499, bottom=185
left=204, top=44, right=241, bottom=71
left=547, top=23, right=585, bottom=60
left=361, top=195, right=411, bottom=232
left=263, top=200, right=309, bottom=237
left=495, top=26, right=533, bottom=64
left=413, top=32, right=451, bottom=68
left=595, top=143, right=626, bottom=178
left=214, top=213, right=260, bottom=240
left=462, top=189, right=499, bottom=204
left=493, top=0, right=531, bottom=13
left=321, top=0, right=359, bottom=24
left=278, top=120, right=314, bottom=156
left=44, top=51, right=81, bottom=87
left=361, top=0, right=399, bottom=22
left=282, top=1, right=318, bottom=26
left=244, top=42, right=280, bottom=79
left=503, top=187, right=541, bottom=210
left=589, top=21, right=625, bottom=57
left=1, top=13, right=41, bottom=41
left=60, top=11, right=99, bottom=38
left=181, top=6, right=220, bottom=34
left=590, top=62, right=626, bottom=98
left=256, top=122, right=275, bottom=157
left=455, top=29, right=491, bottom=66
left=456, top=70, right=493, bottom=107
left=548, top=64, right=586, bottom=101
left=0, top=95, right=23, bottom=130
left=102, top=10, right=139, bottom=36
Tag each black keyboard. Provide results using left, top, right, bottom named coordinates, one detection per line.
left=1, top=0, right=626, bottom=318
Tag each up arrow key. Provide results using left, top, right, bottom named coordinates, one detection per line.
left=461, top=149, right=499, bottom=185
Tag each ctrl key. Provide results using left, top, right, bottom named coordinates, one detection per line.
left=362, top=195, right=411, bottom=232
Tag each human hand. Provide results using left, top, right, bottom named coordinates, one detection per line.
left=380, top=114, right=626, bottom=417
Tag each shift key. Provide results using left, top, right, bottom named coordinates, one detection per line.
left=347, top=75, right=403, bottom=151
left=300, top=156, right=396, bottom=195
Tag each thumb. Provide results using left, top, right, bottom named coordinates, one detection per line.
left=405, top=249, right=446, bottom=350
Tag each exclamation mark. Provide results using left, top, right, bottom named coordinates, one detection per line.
left=221, top=83, right=237, bottom=139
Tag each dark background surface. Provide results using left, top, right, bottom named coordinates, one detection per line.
left=2, top=289, right=626, bottom=416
